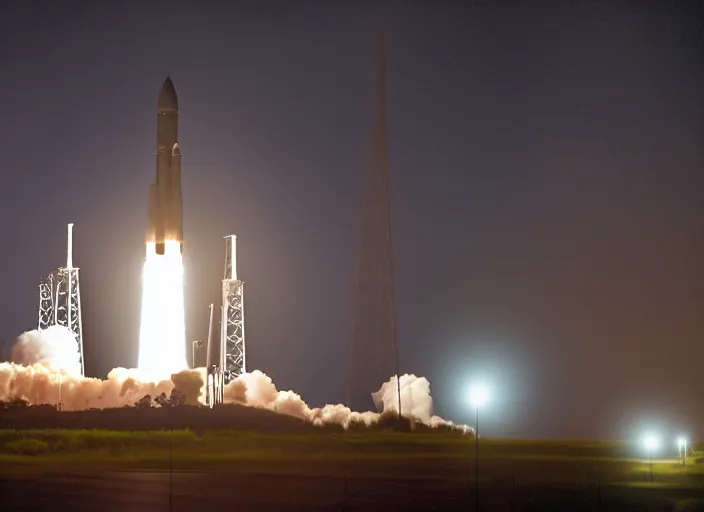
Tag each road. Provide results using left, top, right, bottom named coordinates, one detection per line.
left=1, top=469, right=703, bottom=511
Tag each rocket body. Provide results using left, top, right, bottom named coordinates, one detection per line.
left=147, top=77, right=183, bottom=255
left=138, top=76, right=188, bottom=380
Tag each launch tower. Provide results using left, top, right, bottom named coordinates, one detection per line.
left=37, top=223, right=85, bottom=376
left=220, top=235, right=246, bottom=384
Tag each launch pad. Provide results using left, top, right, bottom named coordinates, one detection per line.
left=34, top=78, right=248, bottom=390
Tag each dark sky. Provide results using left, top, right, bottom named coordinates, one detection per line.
left=0, top=1, right=702, bottom=439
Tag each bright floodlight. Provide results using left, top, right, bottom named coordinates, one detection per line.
left=678, top=437, right=686, bottom=449
left=643, top=434, right=659, bottom=452
left=468, top=383, right=490, bottom=408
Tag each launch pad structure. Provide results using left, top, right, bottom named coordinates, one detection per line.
left=206, top=234, right=246, bottom=406
left=220, top=235, right=246, bottom=383
left=37, top=223, right=85, bottom=376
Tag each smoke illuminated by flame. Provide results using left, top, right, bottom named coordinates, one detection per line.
left=2, top=326, right=471, bottom=434
left=138, top=240, right=188, bottom=381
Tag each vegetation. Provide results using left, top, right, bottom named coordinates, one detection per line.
left=5, top=438, right=50, bottom=456
left=0, top=398, right=30, bottom=410
left=0, top=429, right=701, bottom=476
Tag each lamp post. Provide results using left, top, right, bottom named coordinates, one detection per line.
left=678, top=437, right=687, bottom=466
left=643, top=435, right=658, bottom=483
left=469, top=384, right=489, bottom=511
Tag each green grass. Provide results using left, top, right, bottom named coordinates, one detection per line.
left=0, top=429, right=701, bottom=488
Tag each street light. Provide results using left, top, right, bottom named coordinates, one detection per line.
left=468, top=384, right=490, bottom=511
left=678, top=437, right=687, bottom=465
left=643, top=434, right=658, bottom=482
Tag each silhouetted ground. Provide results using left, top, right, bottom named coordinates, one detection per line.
left=1, top=466, right=703, bottom=511
left=1, top=407, right=703, bottom=510
left=0, top=403, right=315, bottom=432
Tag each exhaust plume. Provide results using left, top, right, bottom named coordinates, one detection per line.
left=10, top=326, right=81, bottom=376
left=1, top=328, right=470, bottom=433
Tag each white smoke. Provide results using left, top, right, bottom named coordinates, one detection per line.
left=222, top=370, right=470, bottom=432
left=1, top=327, right=195, bottom=410
left=11, top=326, right=82, bottom=376
left=1, top=328, right=470, bottom=433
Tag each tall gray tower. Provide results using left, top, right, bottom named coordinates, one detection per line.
left=347, top=31, right=401, bottom=413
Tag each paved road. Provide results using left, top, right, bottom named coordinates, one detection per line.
left=2, top=469, right=703, bottom=511
left=2, top=471, right=450, bottom=511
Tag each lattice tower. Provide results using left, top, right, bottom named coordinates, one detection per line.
left=220, top=235, right=246, bottom=384
left=37, top=223, right=85, bottom=376
left=347, top=30, right=401, bottom=413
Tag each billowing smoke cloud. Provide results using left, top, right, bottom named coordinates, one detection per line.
left=11, top=325, right=82, bottom=376
left=222, top=370, right=469, bottom=432
left=1, top=328, right=470, bottom=433
left=1, top=327, right=192, bottom=410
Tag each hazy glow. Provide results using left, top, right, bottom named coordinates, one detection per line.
left=468, top=383, right=490, bottom=408
left=643, top=434, right=659, bottom=452
left=138, top=241, right=187, bottom=381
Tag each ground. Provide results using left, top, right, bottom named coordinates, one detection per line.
left=0, top=427, right=703, bottom=510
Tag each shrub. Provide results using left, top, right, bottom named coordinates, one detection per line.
left=315, top=422, right=345, bottom=433
left=6, top=438, right=49, bottom=456
left=135, top=395, right=153, bottom=409
left=374, top=412, right=412, bottom=432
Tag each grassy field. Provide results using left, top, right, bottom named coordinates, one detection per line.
left=0, top=430, right=702, bottom=510
left=0, top=429, right=702, bottom=484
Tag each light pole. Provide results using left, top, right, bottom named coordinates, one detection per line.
left=643, top=435, right=658, bottom=483
left=469, top=384, right=489, bottom=511
left=678, top=437, right=687, bottom=466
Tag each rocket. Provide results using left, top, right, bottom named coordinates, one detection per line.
left=146, top=76, right=183, bottom=255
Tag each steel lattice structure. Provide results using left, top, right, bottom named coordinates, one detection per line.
left=38, top=275, right=56, bottom=329
left=220, top=235, right=246, bottom=384
left=37, top=224, right=85, bottom=376
left=347, top=30, right=401, bottom=414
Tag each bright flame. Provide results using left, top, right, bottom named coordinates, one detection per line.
left=138, top=240, right=188, bottom=381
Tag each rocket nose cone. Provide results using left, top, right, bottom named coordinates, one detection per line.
left=158, top=76, right=178, bottom=112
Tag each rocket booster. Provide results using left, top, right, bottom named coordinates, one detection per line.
left=146, top=76, right=183, bottom=255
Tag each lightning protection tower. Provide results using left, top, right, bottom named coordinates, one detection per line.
left=347, top=30, right=401, bottom=413
left=37, top=223, right=85, bottom=376
left=220, top=234, right=246, bottom=384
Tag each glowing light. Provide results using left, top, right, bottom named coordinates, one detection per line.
left=138, top=240, right=188, bottom=381
left=643, top=434, right=659, bottom=453
left=678, top=436, right=688, bottom=460
left=468, top=383, right=490, bottom=408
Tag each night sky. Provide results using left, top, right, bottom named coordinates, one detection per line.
left=1, top=1, right=702, bottom=439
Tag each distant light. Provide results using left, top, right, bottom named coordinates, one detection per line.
left=643, top=434, right=659, bottom=452
left=678, top=436, right=688, bottom=457
left=468, top=383, right=490, bottom=408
